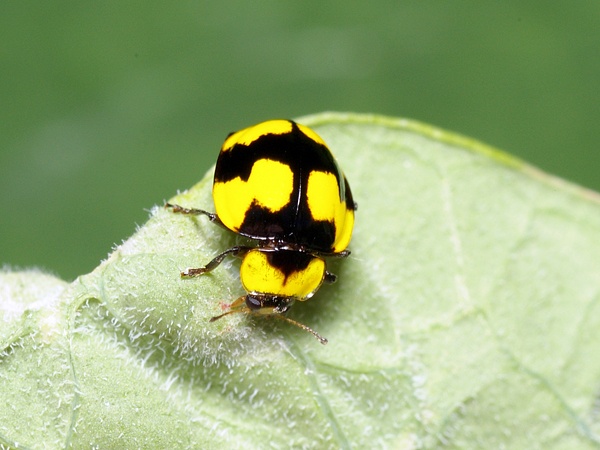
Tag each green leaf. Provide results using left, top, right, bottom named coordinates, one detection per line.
left=2, top=112, right=600, bottom=448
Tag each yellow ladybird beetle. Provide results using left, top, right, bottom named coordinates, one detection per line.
left=166, top=119, right=355, bottom=344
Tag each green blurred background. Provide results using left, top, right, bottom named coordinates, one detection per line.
left=1, top=2, right=599, bottom=280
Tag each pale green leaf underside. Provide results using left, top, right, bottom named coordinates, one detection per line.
left=2, top=112, right=600, bottom=449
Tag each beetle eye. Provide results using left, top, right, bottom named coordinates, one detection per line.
left=245, top=294, right=263, bottom=310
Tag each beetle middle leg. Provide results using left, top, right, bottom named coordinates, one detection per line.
left=165, top=202, right=227, bottom=228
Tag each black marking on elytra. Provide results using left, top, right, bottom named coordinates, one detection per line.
left=215, top=121, right=336, bottom=183
left=239, top=201, right=337, bottom=251
left=343, top=176, right=356, bottom=211
left=214, top=120, right=353, bottom=252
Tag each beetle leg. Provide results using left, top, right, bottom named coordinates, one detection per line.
left=181, top=246, right=252, bottom=277
left=165, top=202, right=225, bottom=227
left=324, top=271, right=337, bottom=283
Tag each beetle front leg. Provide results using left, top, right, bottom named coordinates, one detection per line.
left=181, top=246, right=252, bottom=278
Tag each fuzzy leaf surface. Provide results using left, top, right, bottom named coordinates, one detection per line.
left=2, top=113, right=600, bottom=449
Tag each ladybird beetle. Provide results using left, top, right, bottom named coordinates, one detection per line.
left=166, top=119, right=355, bottom=344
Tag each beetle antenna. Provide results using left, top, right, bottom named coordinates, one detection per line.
left=210, top=310, right=328, bottom=345
left=274, top=315, right=328, bottom=345
left=209, top=310, right=243, bottom=322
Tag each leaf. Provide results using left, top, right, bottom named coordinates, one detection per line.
left=2, top=112, right=600, bottom=449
